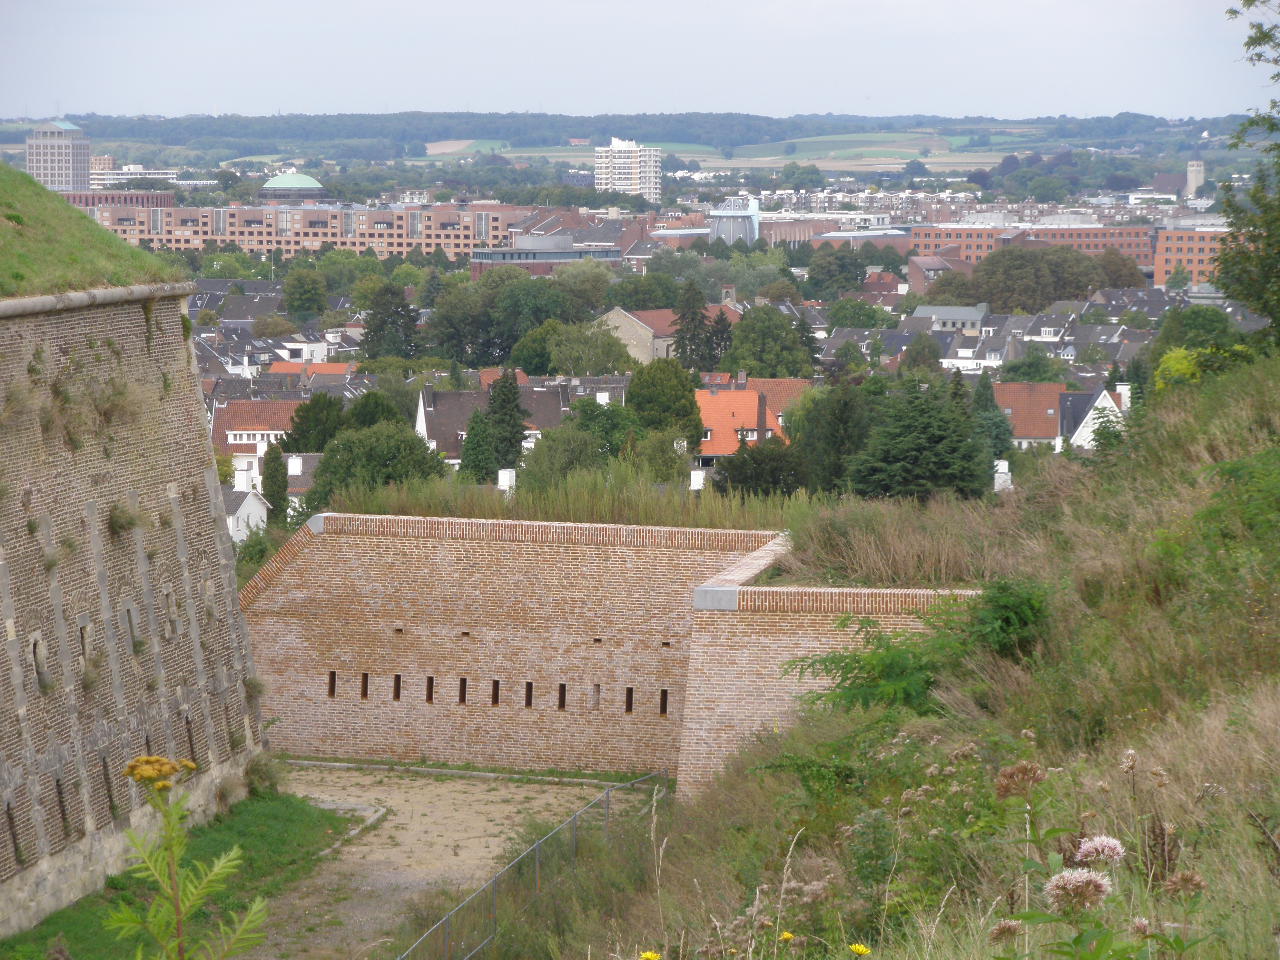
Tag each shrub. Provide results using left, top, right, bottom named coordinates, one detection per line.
left=108, top=502, right=148, bottom=536
left=243, top=753, right=284, bottom=797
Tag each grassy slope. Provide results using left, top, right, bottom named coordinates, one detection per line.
left=437, top=357, right=1280, bottom=959
left=0, top=793, right=348, bottom=960
left=0, top=164, right=186, bottom=299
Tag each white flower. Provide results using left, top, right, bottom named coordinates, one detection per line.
left=1077, top=834, right=1126, bottom=865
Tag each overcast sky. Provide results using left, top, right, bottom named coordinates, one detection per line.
left=1, top=0, right=1271, bottom=121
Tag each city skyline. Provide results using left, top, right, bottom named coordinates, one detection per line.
left=1, top=0, right=1270, bottom=121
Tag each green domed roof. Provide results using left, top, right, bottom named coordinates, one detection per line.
left=260, top=173, right=325, bottom=191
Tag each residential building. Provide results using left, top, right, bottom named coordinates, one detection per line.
left=469, top=235, right=622, bottom=279
left=695, top=388, right=784, bottom=467
left=594, top=138, right=662, bottom=204
left=221, top=486, right=270, bottom=543
left=1153, top=226, right=1225, bottom=286
left=25, top=120, right=91, bottom=191
left=910, top=224, right=1155, bottom=267
left=599, top=305, right=743, bottom=365
left=89, top=200, right=540, bottom=261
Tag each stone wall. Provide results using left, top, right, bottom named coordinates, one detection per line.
left=0, top=284, right=260, bottom=937
left=242, top=515, right=973, bottom=793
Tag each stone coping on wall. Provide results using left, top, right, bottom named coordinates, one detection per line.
left=0, top=281, right=198, bottom=319
left=240, top=513, right=783, bottom=609
left=693, top=532, right=980, bottom=614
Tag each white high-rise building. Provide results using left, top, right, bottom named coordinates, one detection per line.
left=25, top=120, right=91, bottom=191
left=594, top=137, right=662, bottom=205
left=1185, top=160, right=1205, bottom=198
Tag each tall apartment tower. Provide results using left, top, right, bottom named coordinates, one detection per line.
left=25, top=120, right=91, bottom=191
left=1185, top=160, right=1206, bottom=198
left=594, top=137, right=662, bottom=205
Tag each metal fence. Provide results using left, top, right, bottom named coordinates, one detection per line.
left=395, top=771, right=668, bottom=960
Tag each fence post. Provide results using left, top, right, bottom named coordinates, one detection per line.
left=443, top=913, right=452, bottom=960
left=491, top=875, right=498, bottom=945
left=571, top=811, right=579, bottom=857
left=603, top=787, right=611, bottom=837
left=534, top=837, right=541, bottom=893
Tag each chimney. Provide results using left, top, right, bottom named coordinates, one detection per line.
left=736, top=370, right=747, bottom=385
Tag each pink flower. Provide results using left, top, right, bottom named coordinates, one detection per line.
left=1077, top=834, right=1126, bottom=865
left=1044, top=868, right=1112, bottom=912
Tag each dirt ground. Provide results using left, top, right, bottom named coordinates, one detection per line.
left=244, top=765, right=605, bottom=960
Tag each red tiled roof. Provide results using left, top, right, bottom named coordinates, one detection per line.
left=629, top=306, right=743, bottom=338
left=696, top=389, right=784, bottom=457
left=478, top=367, right=530, bottom=389
left=210, top=399, right=302, bottom=454
left=745, top=378, right=813, bottom=416
left=268, top=361, right=357, bottom=375
left=992, top=382, right=1067, bottom=440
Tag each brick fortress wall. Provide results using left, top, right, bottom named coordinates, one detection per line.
left=243, top=516, right=973, bottom=794
left=0, top=284, right=261, bottom=936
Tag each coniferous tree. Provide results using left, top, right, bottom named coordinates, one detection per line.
left=708, top=308, right=734, bottom=368
left=711, top=437, right=805, bottom=496
left=672, top=279, right=711, bottom=370
left=972, top=369, right=1013, bottom=458
left=281, top=393, right=346, bottom=453
left=459, top=410, right=499, bottom=483
left=850, top=379, right=989, bottom=500
left=487, top=370, right=530, bottom=469
left=363, top=281, right=420, bottom=359
left=261, top=443, right=289, bottom=525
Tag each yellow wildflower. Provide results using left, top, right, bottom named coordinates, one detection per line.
left=849, top=945, right=871, bottom=956
left=779, top=931, right=795, bottom=943
left=181, top=759, right=197, bottom=771
left=154, top=781, right=173, bottom=791
left=640, top=952, right=662, bottom=960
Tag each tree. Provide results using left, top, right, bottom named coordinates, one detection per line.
left=779, top=382, right=873, bottom=491
left=924, top=271, right=977, bottom=306
left=390, top=262, right=425, bottom=291
left=363, top=281, right=420, bottom=359
left=672, top=279, right=711, bottom=370
left=720, top=305, right=812, bottom=377
left=628, top=358, right=703, bottom=451
left=758, top=279, right=803, bottom=303
left=900, top=334, right=942, bottom=372
left=807, top=246, right=866, bottom=300
left=850, top=379, right=989, bottom=500
left=566, top=398, right=642, bottom=457
left=1096, top=247, right=1147, bottom=289
left=1000, top=344, right=1070, bottom=382
left=711, top=437, right=805, bottom=496
left=827, top=298, right=893, bottom=329
left=250, top=314, right=297, bottom=338
left=416, top=269, right=445, bottom=309
left=553, top=258, right=613, bottom=315
left=509, top=318, right=563, bottom=375
left=283, top=268, right=327, bottom=319
left=487, top=370, right=530, bottom=469
left=547, top=320, right=632, bottom=375
left=519, top=424, right=606, bottom=490
left=261, top=443, right=289, bottom=525
left=1165, top=263, right=1191, bottom=291
left=346, top=390, right=405, bottom=429
left=459, top=410, right=499, bottom=483
left=281, top=393, right=346, bottom=452
left=708, top=308, right=734, bottom=367
left=972, top=370, right=1013, bottom=458
left=604, top=273, right=679, bottom=310
left=1218, top=157, right=1280, bottom=325
left=308, top=421, right=446, bottom=510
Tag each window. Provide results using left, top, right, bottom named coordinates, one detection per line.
left=458, top=678, right=468, bottom=704
left=327, top=671, right=336, bottom=698
left=524, top=681, right=533, bottom=708
left=659, top=689, right=669, bottom=716
left=702, top=429, right=712, bottom=441
left=625, top=687, right=634, bottom=713
left=393, top=674, right=402, bottom=701
left=426, top=675, right=435, bottom=703
left=491, top=679, right=500, bottom=705
left=360, top=673, right=369, bottom=700
left=557, top=683, right=567, bottom=711
left=591, top=683, right=601, bottom=710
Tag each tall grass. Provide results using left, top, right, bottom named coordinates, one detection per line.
left=0, top=166, right=187, bottom=298
left=383, top=357, right=1280, bottom=959
left=332, top=463, right=827, bottom=532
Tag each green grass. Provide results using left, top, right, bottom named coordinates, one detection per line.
left=0, top=793, right=348, bottom=960
left=0, top=164, right=186, bottom=298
